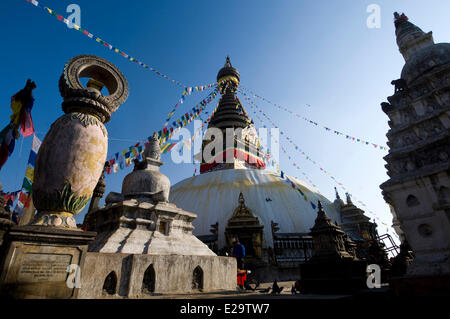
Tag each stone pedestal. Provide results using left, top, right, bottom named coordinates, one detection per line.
left=0, top=225, right=96, bottom=298
left=78, top=252, right=236, bottom=298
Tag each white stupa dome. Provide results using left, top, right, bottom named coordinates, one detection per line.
left=169, top=168, right=341, bottom=249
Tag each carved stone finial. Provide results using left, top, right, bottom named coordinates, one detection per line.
left=381, top=101, right=394, bottom=113
left=122, top=132, right=170, bottom=203
left=314, top=200, right=329, bottom=224
left=392, top=11, right=434, bottom=62
left=58, top=55, right=129, bottom=123
left=143, top=133, right=161, bottom=161
left=232, top=192, right=252, bottom=218
left=393, top=12, right=409, bottom=27
left=238, top=192, right=245, bottom=206
left=225, top=56, right=232, bottom=67
left=391, top=78, right=408, bottom=93
left=334, top=187, right=341, bottom=200
left=310, top=199, right=354, bottom=261
left=217, top=55, right=240, bottom=84
left=345, top=192, right=353, bottom=205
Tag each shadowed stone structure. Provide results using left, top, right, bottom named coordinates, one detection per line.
left=300, top=201, right=367, bottom=294
left=334, top=188, right=387, bottom=263
left=380, top=12, right=450, bottom=294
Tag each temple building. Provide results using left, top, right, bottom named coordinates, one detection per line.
left=380, top=12, right=450, bottom=292
left=170, top=57, right=379, bottom=281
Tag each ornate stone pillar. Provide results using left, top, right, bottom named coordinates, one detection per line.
left=0, top=55, right=126, bottom=298
left=31, top=55, right=128, bottom=228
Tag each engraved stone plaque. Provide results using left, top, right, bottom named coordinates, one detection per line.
left=18, top=253, right=72, bottom=283
left=0, top=225, right=96, bottom=298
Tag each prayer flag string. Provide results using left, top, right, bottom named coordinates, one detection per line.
left=165, top=83, right=222, bottom=127
left=238, top=87, right=388, bottom=151
left=242, top=93, right=393, bottom=229
left=105, top=87, right=219, bottom=174
left=246, top=102, right=324, bottom=208
left=24, top=0, right=215, bottom=89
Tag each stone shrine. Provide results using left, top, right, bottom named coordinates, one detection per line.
left=300, top=201, right=367, bottom=294
left=80, top=133, right=236, bottom=297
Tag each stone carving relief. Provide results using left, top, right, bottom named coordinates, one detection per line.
left=59, top=54, right=129, bottom=123
left=425, top=97, right=439, bottom=114
left=402, top=110, right=411, bottom=124
left=391, top=78, right=408, bottom=94
left=399, top=131, right=418, bottom=147
left=390, top=142, right=449, bottom=177
left=417, top=119, right=443, bottom=139
left=381, top=102, right=394, bottom=113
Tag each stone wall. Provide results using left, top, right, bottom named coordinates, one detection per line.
left=78, top=252, right=236, bottom=298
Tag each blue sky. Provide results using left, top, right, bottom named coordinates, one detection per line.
left=1, top=0, right=449, bottom=238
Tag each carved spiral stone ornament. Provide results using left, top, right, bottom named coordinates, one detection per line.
left=32, top=55, right=128, bottom=229
left=59, top=54, right=129, bottom=123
